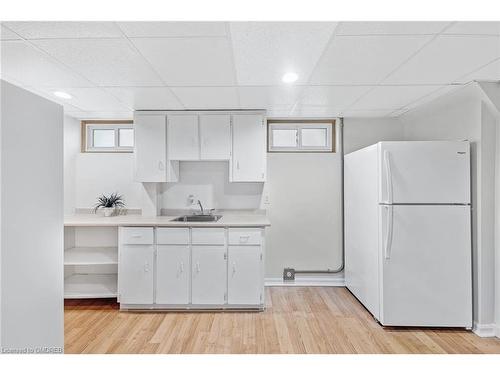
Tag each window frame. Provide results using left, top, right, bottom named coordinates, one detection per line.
left=267, top=119, right=336, bottom=153
left=81, top=120, right=134, bottom=153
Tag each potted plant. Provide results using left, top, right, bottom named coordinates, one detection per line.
left=93, top=193, right=125, bottom=217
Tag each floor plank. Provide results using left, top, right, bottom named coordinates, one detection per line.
left=64, top=287, right=500, bottom=354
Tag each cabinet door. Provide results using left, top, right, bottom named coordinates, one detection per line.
left=134, top=114, right=167, bottom=182
left=167, top=114, right=199, bottom=160
left=191, top=246, right=227, bottom=305
left=228, top=246, right=263, bottom=305
left=231, top=114, right=266, bottom=182
left=200, top=114, right=231, bottom=160
left=156, top=245, right=190, bottom=304
left=119, top=245, right=154, bottom=304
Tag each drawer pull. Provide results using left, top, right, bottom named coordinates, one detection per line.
left=131, top=234, right=142, bottom=238
left=239, top=235, right=250, bottom=243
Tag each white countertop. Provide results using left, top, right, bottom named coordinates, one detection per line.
left=64, top=213, right=271, bottom=227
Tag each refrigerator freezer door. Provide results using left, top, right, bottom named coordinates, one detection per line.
left=379, top=205, right=472, bottom=327
left=379, top=141, right=470, bottom=204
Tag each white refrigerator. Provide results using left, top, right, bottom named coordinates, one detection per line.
left=344, top=141, right=472, bottom=328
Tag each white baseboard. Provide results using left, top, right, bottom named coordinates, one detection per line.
left=472, top=322, right=498, bottom=337
left=265, top=273, right=345, bottom=287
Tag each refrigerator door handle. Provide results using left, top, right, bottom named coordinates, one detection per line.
left=384, top=150, right=393, bottom=204
left=384, top=205, right=394, bottom=259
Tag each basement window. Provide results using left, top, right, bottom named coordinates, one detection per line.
left=267, top=120, right=336, bottom=152
left=82, top=120, right=134, bottom=153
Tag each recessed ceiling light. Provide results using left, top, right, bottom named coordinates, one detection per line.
left=282, top=72, right=298, bottom=84
left=53, top=91, right=72, bottom=99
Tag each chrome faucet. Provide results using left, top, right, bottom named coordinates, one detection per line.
left=197, top=200, right=204, bottom=215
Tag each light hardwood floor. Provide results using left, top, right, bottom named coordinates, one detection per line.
left=64, top=287, right=500, bottom=354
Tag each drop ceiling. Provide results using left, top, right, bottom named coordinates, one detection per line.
left=1, top=21, right=499, bottom=119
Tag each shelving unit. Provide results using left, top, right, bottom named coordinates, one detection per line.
left=64, top=274, right=117, bottom=299
left=64, top=227, right=119, bottom=299
left=64, top=247, right=118, bottom=265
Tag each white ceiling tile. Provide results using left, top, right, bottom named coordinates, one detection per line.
left=443, top=22, right=500, bottom=35
left=230, top=22, right=337, bottom=85
left=32, top=38, right=163, bottom=86
left=35, top=87, right=130, bottom=112
left=336, top=22, right=449, bottom=35
left=350, top=85, right=445, bottom=111
left=238, top=86, right=302, bottom=108
left=1, top=41, right=91, bottom=87
left=65, top=111, right=133, bottom=120
left=117, top=22, right=227, bottom=38
left=455, top=58, right=500, bottom=83
left=3, top=22, right=123, bottom=39
left=170, top=87, right=239, bottom=109
left=104, top=87, right=184, bottom=110
left=131, top=37, right=235, bottom=86
left=341, top=109, right=394, bottom=117
left=310, top=35, right=432, bottom=85
left=300, top=86, right=371, bottom=109
left=1, top=25, right=20, bottom=40
left=290, top=105, right=342, bottom=117
left=385, top=35, right=500, bottom=84
left=23, top=87, right=85, bottom=112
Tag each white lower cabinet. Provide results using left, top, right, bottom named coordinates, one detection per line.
left=119, top=226, right=265, bottom=309
left=228, top=246, right=263, bottom=305
left=191, top=246, right=227, bottom=305
left=119, top=245, right=154, bottom=304
left=156, top=245, right=190, bottom=304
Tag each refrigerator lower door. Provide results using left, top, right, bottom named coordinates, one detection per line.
left=379, top=204, right=472, bottom=327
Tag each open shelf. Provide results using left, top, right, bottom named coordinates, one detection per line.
left=64, top=247, right=118, bottom=265
left=64, top=274, right=117, bottom=299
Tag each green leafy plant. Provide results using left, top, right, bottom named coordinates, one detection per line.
left=93, top=193, right=125, bottom=213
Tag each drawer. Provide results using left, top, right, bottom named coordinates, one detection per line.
left=228, top=228, right=262, bottom=245
left=191, top=228, right=225, bottom=245
left=120, top=227, right=154, bottom=245
left=157, top=228, right=190, bottom=245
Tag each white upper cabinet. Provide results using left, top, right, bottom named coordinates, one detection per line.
left=231, top=114, right=267, bottom=182
left=134, top=110, right=266, bottom=183
left=200, top=114, right=231, bottom=160
left=167, top=114, right=199, bottom=160
left=134, top=113, right=167, bottom=182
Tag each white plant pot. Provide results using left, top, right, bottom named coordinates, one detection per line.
left=103, top=207, right=114, bottom=217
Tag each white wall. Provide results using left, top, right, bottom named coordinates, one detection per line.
left=75, top=152, right=143, bottom=210
left=64, top=116, right=79, bottom=214
left=1, top=81, right=64, bottom=352
left=343, top=117, right=405, bottom=154
left=400, top=82, right=497, bottom=333
left=479, top=82, right=500, bottom=337
left=160, top=161, right=264, bottom=210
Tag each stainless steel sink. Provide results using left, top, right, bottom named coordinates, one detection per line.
left=171, top=214, right=222, bottom=222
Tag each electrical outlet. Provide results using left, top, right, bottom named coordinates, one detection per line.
left=283, top=268, right=295, bottom=281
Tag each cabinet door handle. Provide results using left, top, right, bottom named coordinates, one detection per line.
left=232, top=262, right=236, bottom=276
left=195, top=261, right=200, bottom=274
left=144, top=262, right=150, bottom=273
left=179, top=261, right=184, bottom=273
left=236, top=161, right=240, bottom=170
left=158, top=161, right=165, bottom=171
